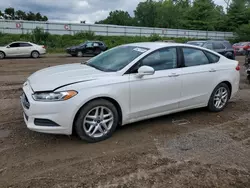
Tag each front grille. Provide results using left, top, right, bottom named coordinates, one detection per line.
left=34, top=118, right=60, bottom=127
left=21, top=93, right=30, bottom=109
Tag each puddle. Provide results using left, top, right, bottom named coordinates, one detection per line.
left=0, top=129, right=11, bottom=139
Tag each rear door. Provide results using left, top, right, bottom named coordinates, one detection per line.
left=19, top=43, right=33, bottom=56
left=179, top=47, right=221, bottom=109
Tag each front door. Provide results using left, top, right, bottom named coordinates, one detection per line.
left=129, top=47, right=182, bottom=121
left=85, top=42, right=94, bottom=55
left=5, top=42, right=20, bottom=56
left=19, top=42, right=33, bottom=56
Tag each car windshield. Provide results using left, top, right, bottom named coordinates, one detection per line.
left=85, top=45, right=149, bottom=72
left=78, top=42, right=86, bottom=46
left=187, top=41, right=205, bottom=47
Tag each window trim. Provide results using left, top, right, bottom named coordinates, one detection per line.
left=125, top=46, right=181, bottom=74
left=203, top=50, right=220, bottom=63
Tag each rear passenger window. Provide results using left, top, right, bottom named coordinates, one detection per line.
left=213, top=42, right=225, bottom=50
left=204, top=51, right=220, bottom=63
left=20, top=43, right=32, bottom=47
left=183, top=48, right=210, bottom=67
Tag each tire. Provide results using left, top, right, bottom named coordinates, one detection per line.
left=75, top=99, right=119, bottom=143
left=31, top=51, right=39, bottom=58
left=94, top=48, right=101, bottom=56
left=77, top=51, right=83, bottom=57
left=207, top=83, right=230, bottom=112
left=0, top=51, right=5, bottom=59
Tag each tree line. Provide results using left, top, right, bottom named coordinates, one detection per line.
left=95, top=0, right=250, bottom=32
left=0, top=7, right=48, bottom=21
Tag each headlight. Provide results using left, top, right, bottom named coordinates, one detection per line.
left=32, top=90, right=78, bottom=101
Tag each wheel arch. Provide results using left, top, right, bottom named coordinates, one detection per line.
left=31, top=50, right=40, bottom=55
left=220, top=81, right=232, bottom=98
left=72, top=96, right=123, bottom=134
left=0, top=50, right=6, bottom=58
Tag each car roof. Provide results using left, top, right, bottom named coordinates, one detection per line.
left=124, top=42, right=213, bottom=51
left=11, top=41, right=31, bottom=43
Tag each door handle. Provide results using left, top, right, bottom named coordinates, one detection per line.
left=168, top=73, right=179, bottom=77
left=209, top=69, right=216, bottom=72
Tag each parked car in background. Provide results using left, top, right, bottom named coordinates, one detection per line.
left=66, top=41, right=108, bottom=57
left=233, top=42, right=250, bottom=55
left=0, top=41, right=46, bottom=59
left=21, top=42, right=240, bottom=142
left=186, top=40, right=235, bottom=60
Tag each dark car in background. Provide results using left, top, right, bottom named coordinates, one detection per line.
left=186, top=40, right=235, bottom=60
left=66, top=41, right=108, bottom=57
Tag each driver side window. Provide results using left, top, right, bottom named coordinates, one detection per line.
left=9, top=43, right=20, bottom=48
left=141, top=47, right=177, bottom=71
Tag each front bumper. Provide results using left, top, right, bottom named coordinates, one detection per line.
left=20, top=82, right=75, bottom=135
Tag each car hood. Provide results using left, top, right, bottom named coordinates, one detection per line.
left=27, top=63, right=114, bottom=92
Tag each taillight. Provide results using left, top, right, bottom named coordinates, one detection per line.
left=236, top=62, right=240, bottom=71
left=42, top=45, right=46, bottom=49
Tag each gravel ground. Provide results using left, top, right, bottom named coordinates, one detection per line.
left=0, top=55, right=250, bottom=188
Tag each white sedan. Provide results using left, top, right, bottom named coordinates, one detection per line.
left=0, top=41, right=46, bottom=59
left=20, top=42, right=240, bottom=142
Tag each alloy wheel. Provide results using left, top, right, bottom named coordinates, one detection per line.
left=213, top=87, right=228, bottom=109
left=0, top=52, right=4, bottom=59
left=83, top=106, right=114, bottom=138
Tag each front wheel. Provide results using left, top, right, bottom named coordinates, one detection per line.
left=75, top=99, right=119, bottom=143
left=0, top=51, right=5, bottom=59
left=208, top=83, right=230, bottom=112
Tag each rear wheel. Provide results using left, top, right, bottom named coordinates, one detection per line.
left=31, top=51, right=39, bottom=58
left=75, top=99, right=119, bottom=143
left=0, top=51, right=5, bottom=59
left=208, top=83, right=230, bottom=112
left=77, top=51, right=83, bottom=57
left=94, top=48, right=101, bottom=56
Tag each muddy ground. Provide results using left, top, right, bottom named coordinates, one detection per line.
left=0, top=55, right=250, bottom=188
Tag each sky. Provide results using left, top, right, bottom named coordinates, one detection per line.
left=0, top=0, right=227, bottom=24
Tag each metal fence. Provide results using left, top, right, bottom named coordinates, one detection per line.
left=0, top=20, right=234, bottom=39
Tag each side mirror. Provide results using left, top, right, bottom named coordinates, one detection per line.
left=6, top=46, right=10, bottom=48
left=136, top=65, right=155, bottom=78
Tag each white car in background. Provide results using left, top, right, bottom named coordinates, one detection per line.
left=21, top=42, right=240, bottom=143
left=0, top=41, right=46, bottom=59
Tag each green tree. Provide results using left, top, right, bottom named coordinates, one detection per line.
left=227, top=0, right=250, bottom=31
left=95, top=10, right=135, bottom=26
left=26, top=11, right=36, bottom=21
left=235, top=23, right=250, bottom=41
left=4, top=7, right=15, bottom=19
left=134, top=0, right=157, bottom=27
left=15, top=10, right=27, bottom=20
left=184, top=0, right=221, bottom=30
